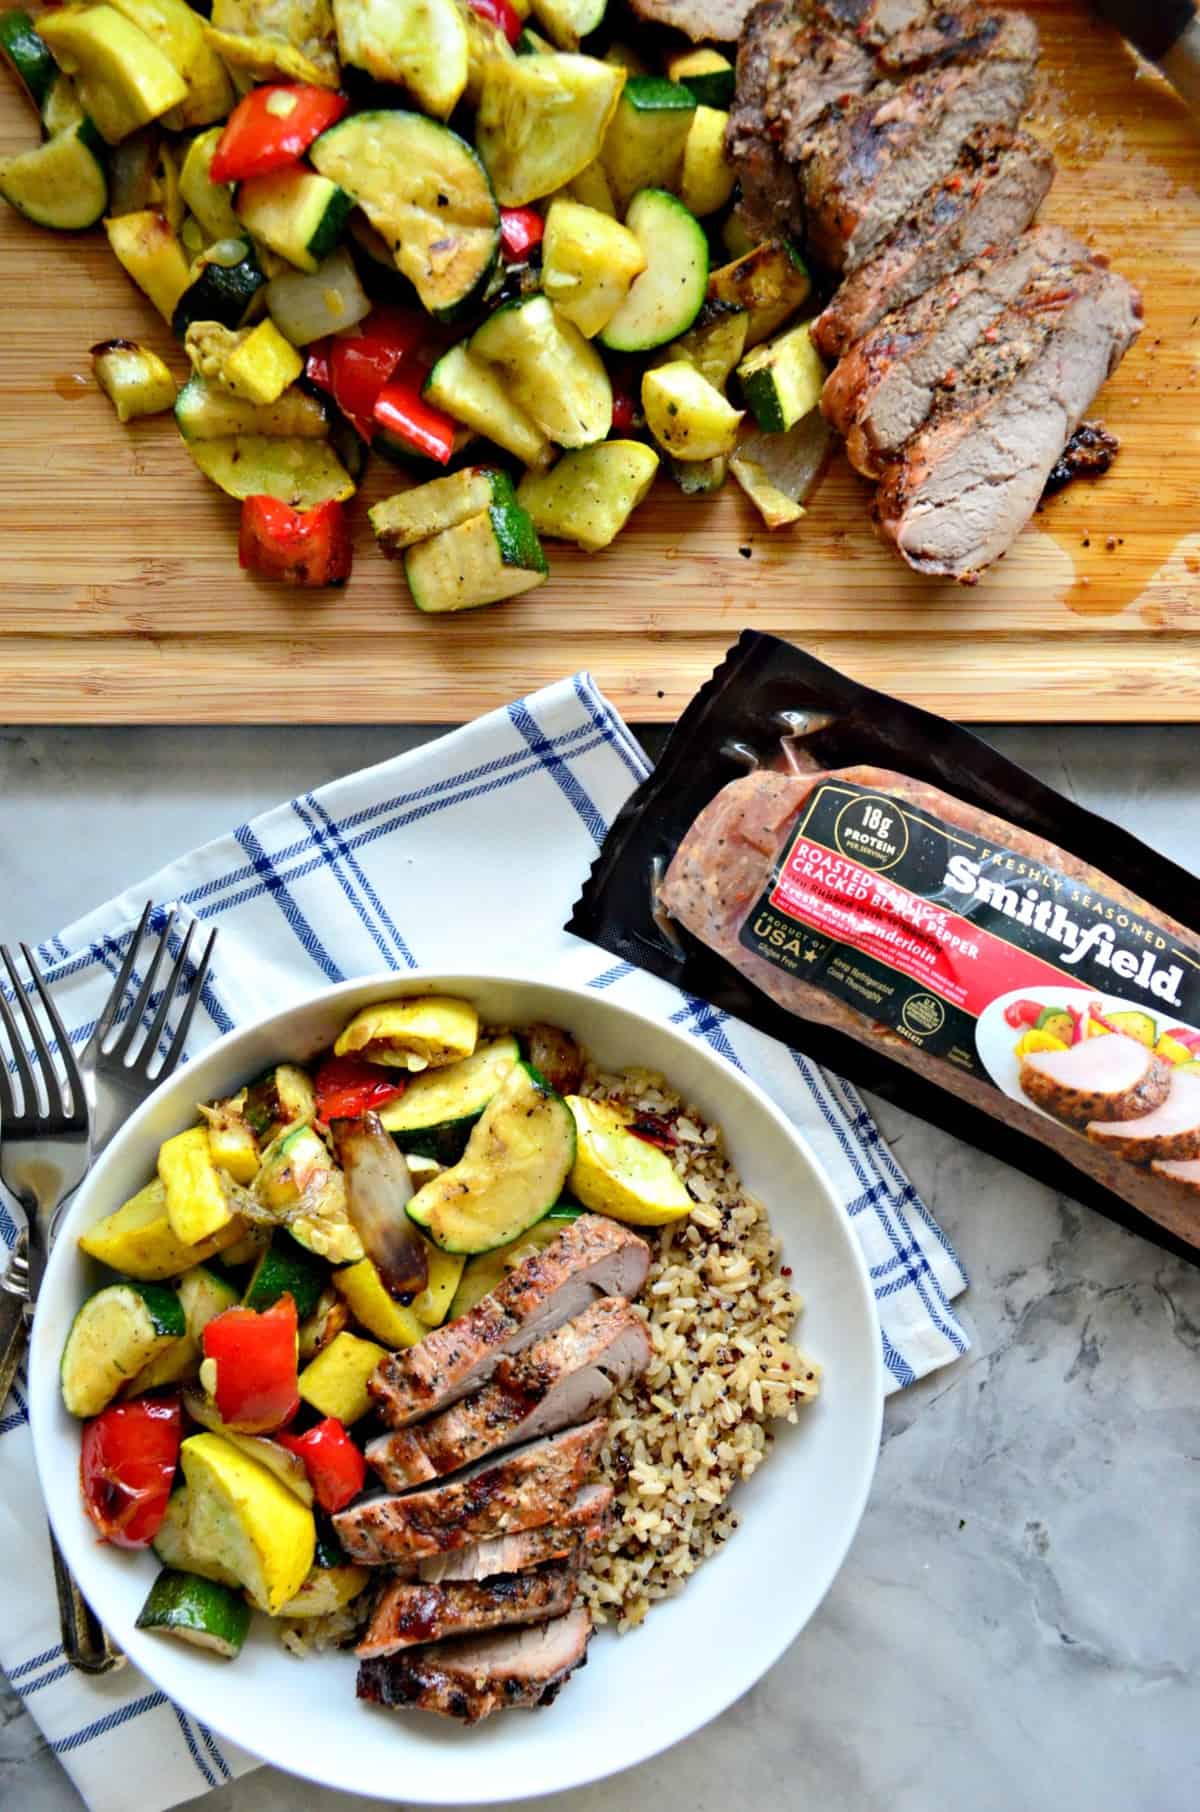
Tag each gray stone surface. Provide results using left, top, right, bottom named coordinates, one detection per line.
left=2, top=722, right=1198, bottom=1812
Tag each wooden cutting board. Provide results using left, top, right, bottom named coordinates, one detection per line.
left=2, top=0, right=1199, bottom=724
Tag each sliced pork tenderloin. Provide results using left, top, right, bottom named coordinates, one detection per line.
left=812, top=126, right=1054, bottom=360
left=760, top=19, right=877, bottom=164
left=357, top=1559, right=580, bottom=1659
left=726, top=0, right=812, bottom=241
left=803, top=12, right=1039, bottom=273
left=815, top=0, right=930, bottom=41
left=357, top=1603, right=594, bottom=1722
left=822, top=224, right=1082, bottom=477
left=1088, top=1071, right=1200, bottom=1164
left=1151, top=1157, right=1200, bottom=1193
left=368, top=1214, right=649, bottom=1428
left=879, top=2, right=1032, bottom=70
left=334, top=1420, right=609, bottom=1564
left=628, top=0, right=759, bottom=40
left=1020, top=1032, right=1172, bottom=1129
left=403, top=1484, right=615, bottom=1584
left=367, top=1299, right=650, bottom=1490
left=875, top=259, right=1142, bottom=577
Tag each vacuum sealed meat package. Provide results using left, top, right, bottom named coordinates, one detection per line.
left=568, top=632, right=1200, bottom=1261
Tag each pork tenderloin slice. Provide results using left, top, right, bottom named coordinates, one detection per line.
left=761, top=22, right=877, bottom=164
left=878, top=2, right=1032, bottom=70
left=726, top=0, right=812, bottom=242
left=657, top=766, right=1200, bottom=1251
left=822, top=224, right=1082, bottom=477
left=357, top=1603, right=593, bottom=1722
left=369, top=1214, right=650, bottom=1429
left=803, top=14, right=1039, bottom=273
left=367, top=1298, right=650, bottom=1489
left=1088, top=1072, right=1200, bottom=1163
left=875, top=264, right=1143, bottom=577
left=816, top=0, right=930, bottom=42
left=1151, top=1157, right=1200, bottom=1194
left=812, top=127, right=1055, bottom=361
left=357, top=1558, right=580, bottom=1658
left=405, top=1484, right=615, bottom=1583
left=334, top=1420, right=609, bottom=1563
left=1020, top=1034, right=1173, bottom=1129
left=628, top=0, right=758, bottom=41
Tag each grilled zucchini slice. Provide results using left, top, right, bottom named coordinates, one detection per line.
left=599, top=188, right=707, bottom=353
left=175, top=371, right=328, bottom=439
left=600, top=74, right=694, bottom=212
left=423, top=343, right=552, bottom=469
left=235, top=166, right=352, bottom=273
left=332, top=0, right=469, bottom=117
left=406, top=1062, right=575, bottom=1254
left=311, top=110, right=499, bottom=320
left=517, top=440, right=659, bottom=551
left=61, top=1281, right=186, bottom=1417
left=0, top=123, right=107, bottom=230
left=475, top=50, right=624, bottom=207
left=404, top=501, right=548, bottom=614
left=471, top=293, right=611, bottom=447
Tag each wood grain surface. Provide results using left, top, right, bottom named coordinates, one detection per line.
left=2, top=0, right=1199, bottom=724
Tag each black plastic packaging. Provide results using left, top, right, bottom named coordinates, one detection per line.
left=568, top=631, right=1200, bottom=1264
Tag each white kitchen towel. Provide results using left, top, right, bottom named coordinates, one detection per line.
left=1, top=675, right=968, bottom=1812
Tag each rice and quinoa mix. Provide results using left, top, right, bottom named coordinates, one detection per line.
left=576, top=1063, right=821, bottom=1633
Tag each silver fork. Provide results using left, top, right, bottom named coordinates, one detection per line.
left=0, top=905, right=217, bottom=1673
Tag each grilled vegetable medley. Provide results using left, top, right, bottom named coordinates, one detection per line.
left=0, top=1, right=830, bottom=603
left=62, top=994, right=694, bottom=1662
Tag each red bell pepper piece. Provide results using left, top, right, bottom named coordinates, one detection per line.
left=80, top=1394, right=182, bottom=1549
left=314, top=1054, right=408, bottom=1122
left=201, top=1296, right=300, bottom=1435
left=1088, top=1003, right=1119, bottom=1034
left=373, top=380, right=456, bottom=464
left=467, top=0, right=522, bottom=46
left=239, top=497, right=352, bottom=587
left=209, top=85, right=348, bottom=184
left=499, top=206, right=544, bottom=262
left=305, top=339, right=332, bottom=392
left=278, top=1417, right=366, bottom=1513
left=1003, top=998, right=1044, bottom=1029
left=328, top=308, right=426, bottom=441
left=1165, top=1027, right=1200, bottom=1049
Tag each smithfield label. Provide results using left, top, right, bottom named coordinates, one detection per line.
left=739, top=781, right=1200, bottom=1074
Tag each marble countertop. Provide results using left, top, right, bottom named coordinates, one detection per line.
left=2, top=722, right=1197, bottom=1812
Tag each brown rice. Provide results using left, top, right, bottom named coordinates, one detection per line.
left=576, top=1065, right=820, bottom=1632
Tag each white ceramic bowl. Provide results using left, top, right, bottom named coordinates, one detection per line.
left=30, top=972, right=883, bottom=1803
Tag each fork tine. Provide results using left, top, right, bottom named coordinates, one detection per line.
left=0, top=972, right=28, bottom=1121
left=20, top=943, right=84, bottom=1121
left=0, top=946, right=60, bottom=1119
left=88, top=901, right=154, bottom=1054
left=159, top=926, right=217, bottom=1077
left=136, top=920, right=196, bottom=1068
left=110, top=907, right=178, bottom=1059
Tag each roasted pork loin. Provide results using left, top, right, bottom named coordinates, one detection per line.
left=357, top=1604, right=594, bottom=1723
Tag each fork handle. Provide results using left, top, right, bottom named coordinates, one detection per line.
left=0, top=1288, right=27, bottom=1411
left=49, top=1527, right=126, bottom=1675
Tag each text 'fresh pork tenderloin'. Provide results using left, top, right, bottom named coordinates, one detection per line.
left=367, top=1297, right=651, bottom=1490
left=368, top=1214, right=650, bottom=1428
